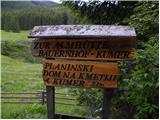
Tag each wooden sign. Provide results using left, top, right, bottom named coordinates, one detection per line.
left=29, top=25, right=137, bottom=119
left=31, top=39, right=136, bottom=60
left=43, top=60, right=119, bottom=88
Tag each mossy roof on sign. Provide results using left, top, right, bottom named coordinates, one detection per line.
left=28, top=25, right=136, bottom=38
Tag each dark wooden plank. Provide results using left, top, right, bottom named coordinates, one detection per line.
left=43, top=60, right=119, bottom=88
left=1, top=96, right=40, bottom=99
left=102, top=88, right=114, bottom=119
left=1, top=92, right=40, bottom=94
left=41, top=91, right=45, bottom=105
left=46, top=86, right=55, bottom=119
left=1, top=102, right=41, bottom=104
left=28, top=25, right=136, bottom=38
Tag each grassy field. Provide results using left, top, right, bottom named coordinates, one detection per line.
left=1, top=30, right=87, bottom=118
left=1, top=30, right=31, bottom=41
left=1, top=55, right=43, bottom=92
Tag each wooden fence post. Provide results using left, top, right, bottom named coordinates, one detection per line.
left=41, top=91, right=45, bottom=105
left=102, top=88, right=114, bottom=119
left=46, top=86, right=55, bottom=119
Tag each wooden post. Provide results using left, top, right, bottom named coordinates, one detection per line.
left=46, top=86, right=55, bottom=119
left=41, top=91, right=45, bottom=105
left=102, top=88, right=114, bottom=119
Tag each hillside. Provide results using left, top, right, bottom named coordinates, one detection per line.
left=1, top=0, right=57, bottom=10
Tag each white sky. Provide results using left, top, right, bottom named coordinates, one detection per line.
left=51, top=0, right=89, bottom=4
left=1, top=0, right=89, bottom=3
left=1, top=0, right=88, bottom=3
left=51, top=0, right=61, bottom=3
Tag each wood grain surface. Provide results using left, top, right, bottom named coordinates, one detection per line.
left=43, top=60, right=119, bottom=88
left=31, top=38, right=136, bottom=60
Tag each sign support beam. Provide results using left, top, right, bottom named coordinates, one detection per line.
left=102, top=88, right=114, bottom=119
left=46, top=86, right=55, bottom=119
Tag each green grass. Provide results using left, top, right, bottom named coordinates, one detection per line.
left=1, top=55, right=43, bottom=92
left=1, top=104, right=47, bottom=119
left=1, top=30, right=31, bottom=41
left=1, top=30, right=87, bottom=118
left=1, top=30, right=42, bottom=63
left=1, top=55, right=87, bottom=118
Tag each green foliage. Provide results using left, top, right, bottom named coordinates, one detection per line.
left=127, top=1, right=158, bottom=47
left=123, top=40, right=158, bottom=119
left=69, top=88, right=102, bottom=118
left=125, top=2, right=158, bottom=119
left=115, top=40, right=159, bottom=119
left=63, top=1, right=137, bottom=24
left=10, top=15, right=20, bottom=33
left=3, top=12, right=11, bottom=32
left=2, top=12, right=20, bottom=33
left=1, top=5, right=79, bottom=32
left=111, top=1, right=159, bottom=119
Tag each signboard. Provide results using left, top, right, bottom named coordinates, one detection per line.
left=43, top=60, right=119, bottom=88
left=31, top=39, right=136, bottom=60
left=29, top=25, right=136, bottom=119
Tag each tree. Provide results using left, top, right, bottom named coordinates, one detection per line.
left=63, top=1, right=138, bottom=24
left=63, top=12, right=68, bottom=24
left=1, top=6, right=79, bottom=32
left=64, top=1, right=159, bottom=118
left=10, top=15, right=20, bottom=32
left=118, top=1, right=159, bottom=118
left=3, top=12, right=11, bottom=32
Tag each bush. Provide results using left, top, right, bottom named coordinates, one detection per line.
left=111, top=1, right=159, bottom=119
